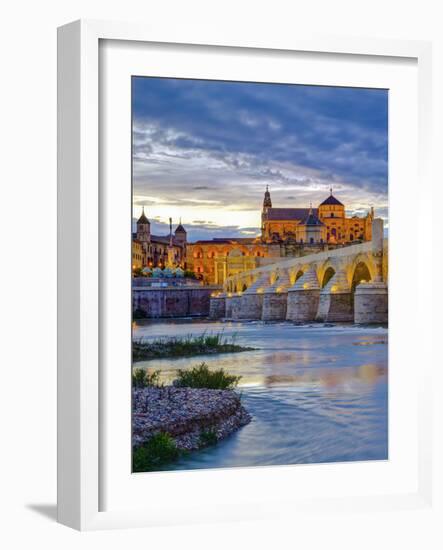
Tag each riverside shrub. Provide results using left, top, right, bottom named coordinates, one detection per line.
left=132, top=433, right=179, bottom=472
left=173, top=362, right=241, bottom=390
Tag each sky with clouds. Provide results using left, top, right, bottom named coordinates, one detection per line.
left=132, top=77, right=388, bottom=241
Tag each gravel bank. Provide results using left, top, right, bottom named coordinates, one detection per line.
left=133, top=387, right=251, bottom=451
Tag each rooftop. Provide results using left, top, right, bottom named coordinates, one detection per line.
left=319, top=194, right=344, bottom=207
left=265, top=207, right=318, bottom=221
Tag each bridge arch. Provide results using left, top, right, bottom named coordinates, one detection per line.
left=317, top=260, right=337, bottom=288
left=351, top=260, right=372, bottom=292
left=290, top=268, right=305, bottom=285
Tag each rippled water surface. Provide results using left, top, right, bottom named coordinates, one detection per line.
left=133, top=320, right=388, bottom=470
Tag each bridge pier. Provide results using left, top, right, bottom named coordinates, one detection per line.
left=238, top=274, right=269, bottom=319
left=225, top=294, right=234, bottom=319
left=316, top=271, right=353, bottom=322
left=239, top=293, right=264, bottom=319
left=354, top=283, right=388, bottom=323
left=230, top=294, right=243, bottom=320
left=353, top=218, right=388, bottom=324
left=209, top=293, right=226, bottom=319
left=286, top=267, right=320, bottom=322
left=262, top=271, right=290, bottom=321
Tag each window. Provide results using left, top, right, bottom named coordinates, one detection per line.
left=310, top=237, right=314, bottom=244
left=331, top=212, right=334, bottom=217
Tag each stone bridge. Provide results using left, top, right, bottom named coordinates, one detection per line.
left=210, top=219, right=388, bottom=324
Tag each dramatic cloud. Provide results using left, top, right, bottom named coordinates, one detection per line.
left=132, top=77, right=388, bottom=238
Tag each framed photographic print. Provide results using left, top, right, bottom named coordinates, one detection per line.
left=57, top=20, right=434, bottom=530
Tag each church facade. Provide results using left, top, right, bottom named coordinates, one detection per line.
left=261, top=186, right=373, bottom=245
left=133, top=188, right=375, bottom=284
left=132, top=208, right=187, bottom=270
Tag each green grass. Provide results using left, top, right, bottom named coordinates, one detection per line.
left=132, top=331, right=255, bottom=362
left=173, top=362, right=241, bottom=390
left=199, top=428, right=218, bottom=447
left=133, top=433, right=179, bottom=472
left=132, top=368, right=163, bottom=388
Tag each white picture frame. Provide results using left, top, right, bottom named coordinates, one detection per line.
left=57, top=19, right=434, bottom=531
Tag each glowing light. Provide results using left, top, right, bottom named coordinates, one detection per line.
left=256, top=288, right=264, bottom=294
left=227, top=292, right=232, bottom=297
left=303, top=282, right=309, bottom=289
left=331, top=285, right=338, bottom=293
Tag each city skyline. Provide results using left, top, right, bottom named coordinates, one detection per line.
left=132, top=77, right=388, bottom=242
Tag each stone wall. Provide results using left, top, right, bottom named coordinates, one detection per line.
left=262, top=291, right=288, bottom=321
left=133, top=286, right=221, bottom=318
left=354, top=283, right=388, bottom=324
left=286, top=289, right=320, bottom=322
left=316, top=292, right=353, bottom=322
left=209, top=295, right=226, bottom=319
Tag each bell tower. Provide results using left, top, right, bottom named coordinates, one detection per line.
left=261, top=185, right=272, bottom=240
left=263, top=184, right=272, bottom=211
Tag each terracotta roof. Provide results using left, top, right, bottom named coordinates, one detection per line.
left=265, top=207, right=317, bottom=220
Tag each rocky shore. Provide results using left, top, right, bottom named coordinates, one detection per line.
left=133, top=386, right=251, bottom=451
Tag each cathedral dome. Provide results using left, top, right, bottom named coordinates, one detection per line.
left=319, top=194, right=343, bottom=207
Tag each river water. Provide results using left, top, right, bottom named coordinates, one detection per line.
left=133, top=320, right=388, bottom=470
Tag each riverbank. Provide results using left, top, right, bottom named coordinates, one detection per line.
left=133, top=386, right=251, bottom=470
left=132, top=332, right=255, bottom=362
left=133, top=321, right=388, bottom=470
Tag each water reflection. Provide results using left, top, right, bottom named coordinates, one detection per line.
left=133, top=321, right=388, bottom=469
